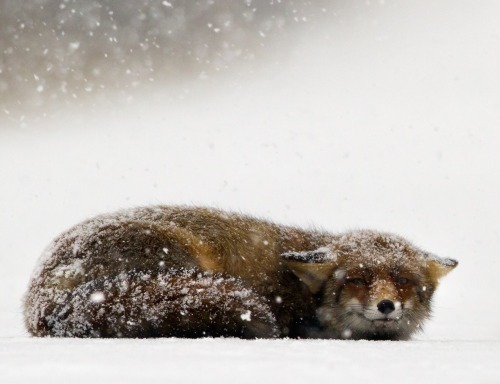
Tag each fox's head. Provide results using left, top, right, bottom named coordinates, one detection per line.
left=282, top=230, right=457, bottom=340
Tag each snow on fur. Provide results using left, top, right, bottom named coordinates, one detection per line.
left=25, top=268, right=277, bottom=338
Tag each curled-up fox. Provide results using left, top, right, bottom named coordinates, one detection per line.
left=24, top=206, right=457, bottom=340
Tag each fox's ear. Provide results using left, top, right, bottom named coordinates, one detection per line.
left=424, top=253, right=458, bottom=281
left=281, top=249, right=336, bottom=294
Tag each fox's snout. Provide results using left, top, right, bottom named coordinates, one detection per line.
left=366, top=279, right=402, bottom=318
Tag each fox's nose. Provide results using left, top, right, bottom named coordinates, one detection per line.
left=377, top=299, right=395, bottom=315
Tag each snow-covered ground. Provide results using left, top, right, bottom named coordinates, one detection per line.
left=1, top=1, right=499, bottom=382
left=2, top=338, right=499, bottom=384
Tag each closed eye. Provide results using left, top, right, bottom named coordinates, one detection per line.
left=348, top=278, right=367, bottom=286
left=397, top=277, right=411, bottom=285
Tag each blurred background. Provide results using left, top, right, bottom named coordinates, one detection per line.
left=1, top=0, right=499, bottom=340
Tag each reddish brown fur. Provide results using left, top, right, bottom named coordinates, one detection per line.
left=23, top=206, right=457, bottom=340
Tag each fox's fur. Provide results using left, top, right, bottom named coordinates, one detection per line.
left=24, top=206, right=457, bottom=340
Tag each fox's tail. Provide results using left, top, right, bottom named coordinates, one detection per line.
left=24, top=269, right=278, bottom=338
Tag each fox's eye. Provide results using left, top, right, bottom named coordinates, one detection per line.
left=397, top=277, right=411, bottom=285
left=348, top=278, right=366, bottom=286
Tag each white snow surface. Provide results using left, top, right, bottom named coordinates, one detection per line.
left=1, top=339, right=498, bottom=384
left=1, top=0, right=500, bottom=383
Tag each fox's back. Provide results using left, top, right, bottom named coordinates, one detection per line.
left=33, top=206, right=318, bottom=289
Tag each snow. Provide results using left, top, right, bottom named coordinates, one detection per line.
left=281, top=246, right=337, bottom=262
left=89, top=291, right=105, bottom=304
left=1, top=339, right=499, bottom=384
left=1, top=0, right=500, bottom=382
left=240, top=310, right=252, bottom=322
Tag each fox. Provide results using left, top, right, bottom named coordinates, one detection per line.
left=23, top=206, right=457, bottom=340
